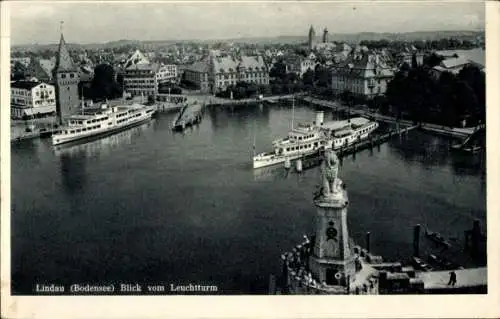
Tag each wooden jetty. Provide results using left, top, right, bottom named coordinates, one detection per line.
left=172, top=102, right=204, bottom=131
left=335, top=125, right=418, bottom=158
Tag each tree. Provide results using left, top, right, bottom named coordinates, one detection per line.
left=91, top=63, right=123, bottom=100
left=11, top=61, right=27, bottom=81
left=411, top=53, right=418, bottom=69
left=314, top=65, right=331, bottom=87
left=423, top=53, right=444, bottom=69
left=269, top=61, right=287, bottom=80
left=302, top=69, right=315, bottom=86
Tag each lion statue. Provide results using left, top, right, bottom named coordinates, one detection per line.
left=320, top=149, right=340, bottom=196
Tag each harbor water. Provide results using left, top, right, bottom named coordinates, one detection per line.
left=11, top=102, right=486, bottom=294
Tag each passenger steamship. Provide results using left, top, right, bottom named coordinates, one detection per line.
left=51, top=102, right=156, bottom=146
left=253, top=111, right=378, bottom=169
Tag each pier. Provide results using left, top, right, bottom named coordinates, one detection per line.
left=335, top=125, right=418, bottom=158
left=417, top=267, right=487, bottom=293
left=157, top=93, right=300, bottom=108
left=172, top=102, right=204, bottom=130
left=277, top=125, right=418, bottom=172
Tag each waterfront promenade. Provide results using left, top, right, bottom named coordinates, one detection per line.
left=157, top=93, right=302, bottom=107
left=10, top=94, right=481, bottom=142
left=300, top=96, right=481, bottom=139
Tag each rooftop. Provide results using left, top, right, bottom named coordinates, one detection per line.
left=185, top=60, right=210, bottom=73
left=11, top=80, right=47, bottom=90
left=213, top=55, right=267, bottom=73
left=321, top=117, right=371, bottom=131
left=54, top=33, right=78, bottom=73
left=440, top=57, right=471, bottom=69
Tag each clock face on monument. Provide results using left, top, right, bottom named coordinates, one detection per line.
left=326, top=221, right=338, bottom=241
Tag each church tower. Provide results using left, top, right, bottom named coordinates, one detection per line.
left=322, top=27, right=329, bottom=43
left=308, top=150, right=356, bottom=288
left=54, top=22, right=80, bottom=125
left=308, top=25, right=316, bottom=52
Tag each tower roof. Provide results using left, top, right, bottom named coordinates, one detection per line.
left=55, top=33, right=78, bottom=73
left=309, top=25, right=315, bottom=35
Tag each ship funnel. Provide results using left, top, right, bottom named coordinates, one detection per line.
left=315, top=111, right=324, bottom=126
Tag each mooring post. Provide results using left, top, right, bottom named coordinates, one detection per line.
left=413, top=224, right=421, bottom=257
left=471, top=219, right=480, bottom=258
left=366, top=231, right=371, bottom=253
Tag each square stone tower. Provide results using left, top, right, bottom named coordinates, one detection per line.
left=53, top=27, right=80, bottom=125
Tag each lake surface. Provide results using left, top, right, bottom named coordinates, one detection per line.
left=11, top=103, right=486, bottom=294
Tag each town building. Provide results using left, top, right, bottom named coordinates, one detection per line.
left=25, top=58, right=56, bottom=83
left=331, top=53, right=394, bottom=100
left=10, top=81, right=56, bottom=119
left=284, top=54, right=316, bottom=77
left=332, top=43, right=353, bottom=63
left=123, top=49, right=150, bottom=69
left=156, top=64, right=178, bottom=84
left=183, top=59, right=211, bottom=93
left=209, top=54, right=269, bottom=93
left=120, top=50, right=179, bottom=97
left=183, top=53, right=269, bottom=94
left=430, top=57, right=478, bottom=79
left=123, top=63, right=159, bottom=98
left=53, top=29, right=80, bottom=124
left=430, top=49, right=485, bottom=79
left=322, top=27, right=329, bottom=43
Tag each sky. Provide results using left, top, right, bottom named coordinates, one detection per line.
left=8, top=1, right=485, bottom=45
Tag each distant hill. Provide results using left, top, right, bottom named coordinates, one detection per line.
left=12, top=30, right=484, bottom=52
left=233, top=30, right=484, bottom=44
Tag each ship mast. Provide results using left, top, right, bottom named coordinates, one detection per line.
left=253, top=119, right=256, bottom=157
left=291, top=95, right=295, bottom=130
left=80, top=85, right=84, bottom=115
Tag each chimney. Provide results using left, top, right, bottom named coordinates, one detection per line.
left=315, top=111, right=324, bottom=126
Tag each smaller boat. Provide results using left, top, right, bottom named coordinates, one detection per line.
left=425, top=229, right=452, bottom=249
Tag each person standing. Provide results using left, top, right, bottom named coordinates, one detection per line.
left=448, top=271, right=457, bottom=286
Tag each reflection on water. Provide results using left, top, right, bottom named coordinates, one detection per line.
left=208, top=103, right=271, bottom=133
left=388, top=131, right=486, bottom=176
left=60, top=154, right=87, bottom=194
left=10, top=103, right=487, bottom=294
left=253, top=165, right=291, bottom=182
left=53, top=122, right=153, bottom=158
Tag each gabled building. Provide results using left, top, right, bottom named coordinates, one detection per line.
left=284, top=54, right=316, bottom=77
left=210, top=54, right=269, bottom=93
left=121, top=50, right=179, bottom=97
left=183, top=59, right=210, bottom=93
left=331, top=53, right=394, bottom=99
left=430, top=57, right=478, bottom=79
left=11, top=80, right=56, bottom=119
left=123, top=63, right=160, bottom=98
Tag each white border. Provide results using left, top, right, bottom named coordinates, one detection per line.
left=1, top=1, right=499, bottom=318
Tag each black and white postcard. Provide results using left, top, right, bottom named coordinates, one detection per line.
left=1, top=1, right=499, bottom=318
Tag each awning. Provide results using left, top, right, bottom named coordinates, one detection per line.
left=23, top=106, right=56, bottom=116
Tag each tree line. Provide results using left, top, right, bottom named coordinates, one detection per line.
left=359, top=38, right=480, bottom=51
left=385, top=59, right=485, bottom=127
